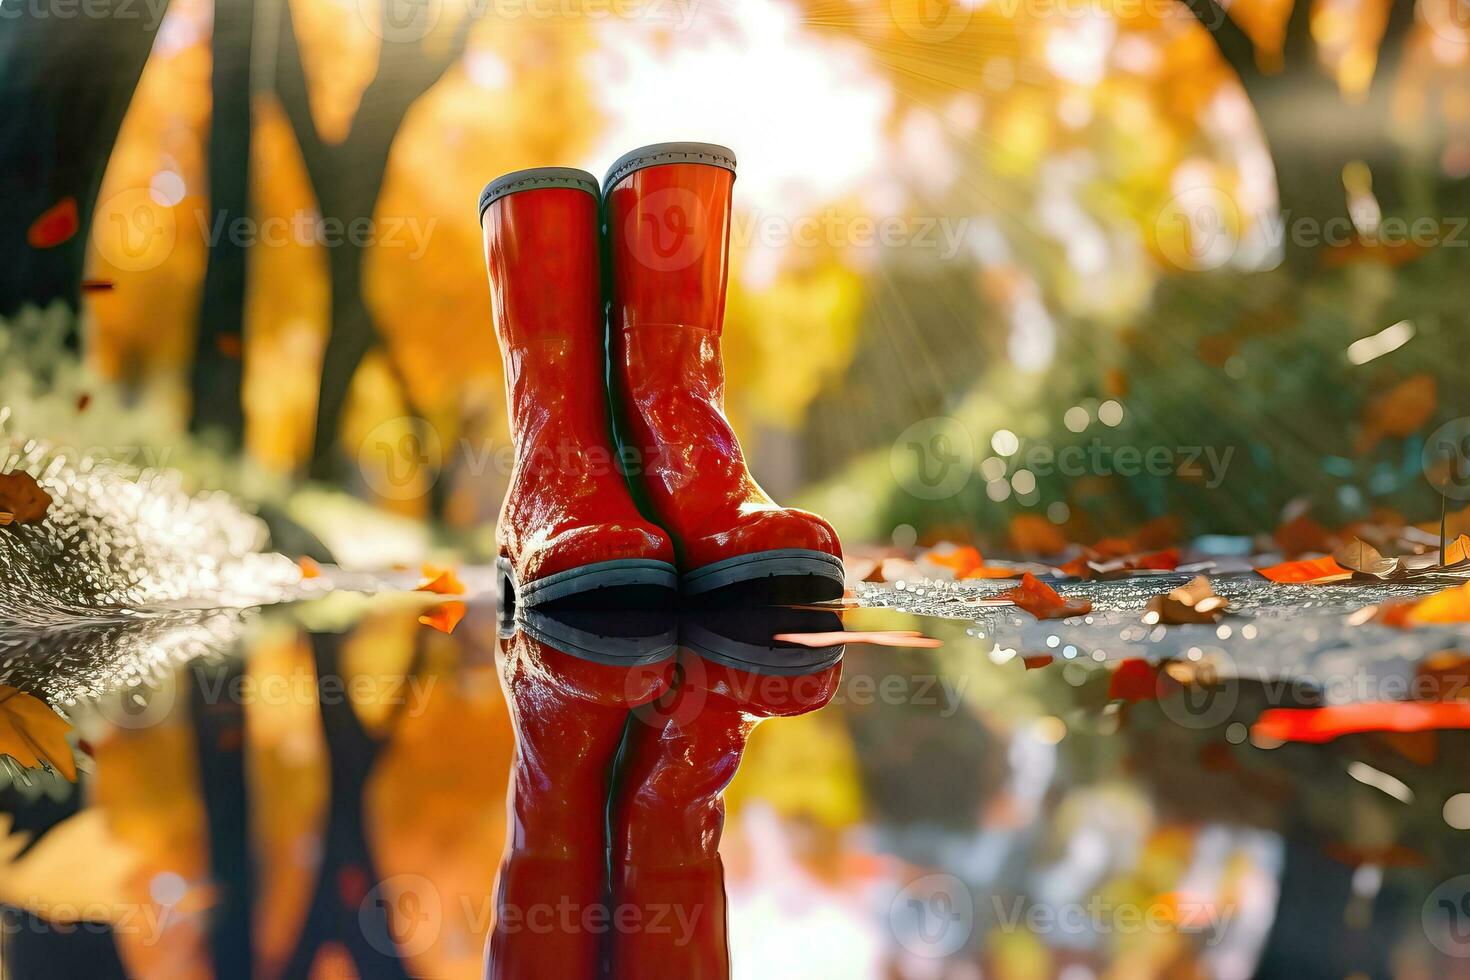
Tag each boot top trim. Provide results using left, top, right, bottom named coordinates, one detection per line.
left=478, top=167, right=600, bottom=223
left=602, top=142, right=737, bottom=191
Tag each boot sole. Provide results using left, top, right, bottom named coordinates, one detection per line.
left=496, top=556, right=678, bottom=613
left=680, top=549, right=846, bottom=604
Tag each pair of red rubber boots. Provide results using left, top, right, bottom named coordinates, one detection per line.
left=479, top=142, right=843, bottom=607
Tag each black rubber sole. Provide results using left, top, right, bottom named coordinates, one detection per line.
left=679, top=549, right=845, bottom=605
left=496, top=556, right=678, bottom=614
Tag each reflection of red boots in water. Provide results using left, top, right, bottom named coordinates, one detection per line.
left=602, top=144, right=845, bottom=603
left=607, top=629, right=842, bottom=980
left=479, top=168, right=678, bottom=608
left=486, top=607, right=842, bottom=979
left=487, top=621, right=676, bottom=979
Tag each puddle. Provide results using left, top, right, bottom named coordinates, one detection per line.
left=0, top=587, right=1468, bottom=976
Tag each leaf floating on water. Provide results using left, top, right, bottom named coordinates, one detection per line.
left=1257, top=556, right=1351, bottom=584
left=1356, top=373, right=1438, bottom=455
left=1333, top=535, right=1470, bottom=580
left=419, top=600, right=467, bottom=635
left=1407, top=581, right=1470, bottom=625
left=0, top=471, right=52, bottom=526
left=1144, top=575, right=1229, bottom=624
left=1109, top=658, right=1159, bottom=701
left=0, top=687, right=77, bottom=781
left=999, top=573, right=1092, bottom=620
left=416, top=564, right=465, bottom=595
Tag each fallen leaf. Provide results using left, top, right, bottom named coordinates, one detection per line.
left=1253, top=702, right=1470, bottom=743
left=1334, top=538, right=1395, bottom=577
left=1144, top=575, right=1230, bottom=624
left=1056, top=554, right=1098, bottom=580
left=1109, top=659, right=1160, bottom=701
left=1275, top=513, right=1336, bottom=558
left=0, top=513, right=12, bottom=526
left=1022, top=654, right=1054, bottom=670
left=1356, top=373, right=1437, bottom=454
left=1257, top=556, right=1351, bottom=584
left=999, top=573, right=1093, bottom=620
left=923, top=544, right=984, bottom=578
left=418, top=601, right=466, bottom=635
left=1009, top=515, right=1068, bottom=556
left=416, top=565, right=465, bottom=595
left=26, top=197, right=79, bottom=248
left=297, top=556, right=322, bottom=580
left=0, top=687, right=76, bottom=781
left=1408, top=581, right=1470, bottom=625
left=0, top=472, right=52, bottom=526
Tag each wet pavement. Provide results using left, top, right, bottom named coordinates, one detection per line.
left=1, top=568, right=1470, bottom=978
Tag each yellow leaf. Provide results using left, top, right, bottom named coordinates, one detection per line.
left=0, top=687, right=76, bottom=781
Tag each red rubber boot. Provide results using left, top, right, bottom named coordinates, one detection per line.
left=602, top=144, right=844, bottom=603
left=486, top=614, right=677, bottom=979
left=606, top=612, right=844, bottom=978
left=480, top=167, right=678, bottom=608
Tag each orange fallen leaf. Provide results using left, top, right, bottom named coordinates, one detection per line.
left=417, top=565, right=465, bottom=595
left=1144, top=575, right=1229, bottom=624
left=0, top=686, right=76, bottom=781
left=960, top=565, right=1025, bottom=580
left=1056, top=554, right=1098, bottom=580
left=1257, top=556, right=1351, bottom=584
left=297, top=556, right=322, bottom=579
left=0, top=513, right=12, bottom=526
left=1009, top=515, right=1068, bottom=556
left=999, top=572, right=1093, bottom=620
left=1275, top=513, right=1336, bottom=559
left=0, top=472, right=52, bottom=526
left=1408, top=581, right=1470, bottom=625
left=923, top=544, right=984, bottom=577
left=26, top=197, right=79, bottom=248
left=418, top=601, right=467, bottom=635
left=1356, top=373, right=1437, bottom=454
left=1253, top=702, right=1470, bottom=743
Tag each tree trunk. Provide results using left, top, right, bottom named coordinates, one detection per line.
left=0, top=8, right=166, bottom=336
left=190, top=0, right=256, bottom=446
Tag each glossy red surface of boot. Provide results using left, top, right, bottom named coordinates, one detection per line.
left=607, top=648, right=842, bottom=978
left=487, top=627, right=675, bottom=979
left=603, top=145, right=843, bottom=600
left=480, top=169, right=676, bottom=606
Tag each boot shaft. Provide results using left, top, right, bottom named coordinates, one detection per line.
left=604, top=144, right=737, bottom=335
left=480, top=170, right=607, bottom=456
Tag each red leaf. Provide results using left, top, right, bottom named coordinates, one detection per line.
left=1109, top=658, right=1159, bottom=701
left=998, top=572, right=1092, bottom=620
left=1257, top=556, right=1351, bottom=584
left=27, top=197, right=79, bottom=249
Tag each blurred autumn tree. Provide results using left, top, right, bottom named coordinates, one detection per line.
left=0, top=4, right=164, bottom=334
left=798, top=0, right=1470, bottom=546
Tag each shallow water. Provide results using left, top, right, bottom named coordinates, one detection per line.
left=1, top=577, right=1469, bottom=978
